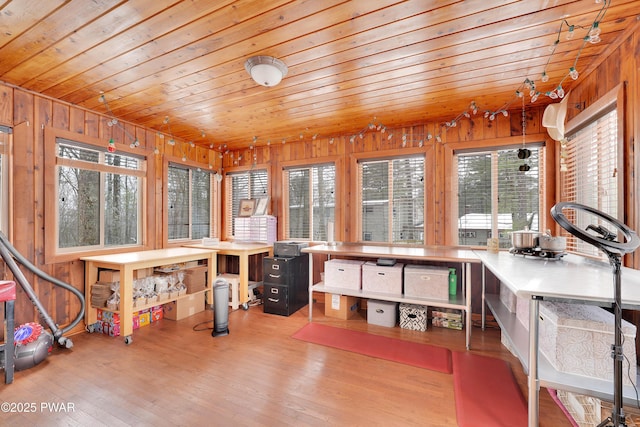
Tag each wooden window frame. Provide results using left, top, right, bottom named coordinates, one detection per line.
left=43, top=127, right=149, bottom=263
left=223, top=165, right=269, bottom=241
left=280, top=156, right=339, bottom=242
left=163, top=155, right=220, bottom=246
left=350, top=147, right=428, bottom=245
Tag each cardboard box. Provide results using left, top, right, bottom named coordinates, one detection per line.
left=324, top=259, right=364, bottom=290
left=139, top=311, right=151, bottom=327
left=151, top=305, right=163, bottom=322
left=183, top=266, right=208, bottom=293
left=555, top=390, right=602, bottom=427
left=367, top=299, right=397, bottom=327
left=362, top=262, right=404, bottom=294
left=94, top=320, right=120, bottom=337
left=134, top=268, right=153, bottom=279
left=431, top=317, right=463, bottom=330
left=324, top=293, right=359, bottom=320
left=432, top=308, right=462, bottom=321
left=99, top=269, right=120, bottom=282
left=403, top=265, right=449, bottom=300
left=164, top=294, right=205, bottom=320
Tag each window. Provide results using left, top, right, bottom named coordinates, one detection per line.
left=284, top=164, right=335, bottom=240
left=561, top=87, right=622, bottom=259
left=456, top=147, right=542, bottom=248
left=56, top=139, right=145, bottom=251
left=358, top=156, right=424, bottom=244
left=225, top=169, right=268, bottom=238
left=168, top=163, right=214, bottom=241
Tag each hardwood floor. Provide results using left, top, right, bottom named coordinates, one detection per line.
left=2, top=301, right=582, bottom=426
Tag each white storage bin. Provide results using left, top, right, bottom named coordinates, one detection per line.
left=367, top=300, right=398, bottom=327
left=362, top=262, right=404, bottom=294
left=516, top=294, right=529, bottom=330
left=403, top=264, right=449, bottom=300
left=234, top=215, right=277, bottom=244
left=538, top=301, right=637, bottom=385
left=399, top=303, right=428, bottom=331
left=499, top=283, right=517, bottom=313
left=324, top=259, right=364, bottom=290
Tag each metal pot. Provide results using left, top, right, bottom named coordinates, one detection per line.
left=511, top=227, right=541, bottom=249
left=538, top=230, right=567, bottom=252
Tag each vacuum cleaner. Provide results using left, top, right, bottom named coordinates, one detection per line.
left=212, top=278, right=230, bottom=337
left=0, top=232, right=85, bottom=372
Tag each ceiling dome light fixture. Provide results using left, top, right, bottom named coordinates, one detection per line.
left=244, top=55, right=288, bottom=87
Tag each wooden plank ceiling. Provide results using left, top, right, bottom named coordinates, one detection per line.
left=0, top=0, right=637, bottom=151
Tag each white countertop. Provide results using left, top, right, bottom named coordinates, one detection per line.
left=475, top=251, right=640, bottom=307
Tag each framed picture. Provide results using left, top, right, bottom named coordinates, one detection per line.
left=254, top=197, right=269, bottom=216
left=238, top=199, right=256, bottom=217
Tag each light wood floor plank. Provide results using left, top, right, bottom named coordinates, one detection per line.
left=2, top=302, right=576, bottom=426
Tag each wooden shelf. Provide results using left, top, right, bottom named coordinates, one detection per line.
left=92, top=288, right=211, bottom=314
left=82, top=247, right=217, bottom=342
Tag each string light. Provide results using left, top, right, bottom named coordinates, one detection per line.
left=99, top=93, right=139, bottom=149
left=569, top=67, right=579, bottom=80
left=221, top=2, right=610, bottom=157
left=587, top=22, right=601, bottom=43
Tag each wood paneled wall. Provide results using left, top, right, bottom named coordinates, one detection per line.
left=0, top=84, right=220, bottom=334
left=222, top=108, right=550, bottom=244
left=0, top=19, right=638, bottom=334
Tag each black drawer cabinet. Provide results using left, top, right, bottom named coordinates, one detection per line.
left=263, top=254, right=308, bottom=316
left=263, top=284, right=290, bottom=316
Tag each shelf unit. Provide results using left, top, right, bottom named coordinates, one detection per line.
left=82, top=247, right=217, bottom=344
left=302, top=244, right=480, bottom=349
left=486, top=294, right=640, bottom=406
left=476, top=250, right=640, bottom=425
left=312, top=282, right=466, bottom=310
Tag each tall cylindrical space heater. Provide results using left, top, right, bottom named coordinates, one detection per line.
left=212, top=278, right=230, bottom=337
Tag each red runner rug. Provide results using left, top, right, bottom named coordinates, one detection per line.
left=292, top=322, right=453, bottom=374
left=452, top=351, right=528, bottom=427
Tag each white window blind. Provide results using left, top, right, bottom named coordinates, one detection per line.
left=359, top=156, right=424, bottom=244
left=167, top=166, right=189, bottom=239
left=191, top=169, right=212, bottom=240
left=560, top=107, right=619, bottom=258
left=284, top=164, right=335, bottom=240
left=168, top=164, right=214, bottom=241
left=225, top=169, right=268, bottom=237
left=456, top=147, right=541, bottom=248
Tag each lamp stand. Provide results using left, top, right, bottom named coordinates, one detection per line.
left=596, top=252, right=626, bottom=427
left=550, top=202, right=640, bottom=427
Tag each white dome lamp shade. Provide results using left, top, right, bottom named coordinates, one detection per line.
left=245, top=56, right=288, bottom=87
left=542, top=95, right=569, bottom=141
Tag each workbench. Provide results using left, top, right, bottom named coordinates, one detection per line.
left=184, top=241, right=273, bottom=309
left=476, top=250, right=640, bottom=426
left=302, top=244, right=479, bottom=349
left=82, top=247, right=217, bottom=344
